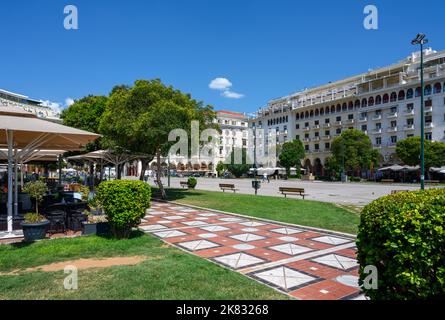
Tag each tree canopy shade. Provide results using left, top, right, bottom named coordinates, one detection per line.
left=331, top=129, right=380, bottom=175
left=396, top=137, right=445, bottom=173
left=278, top=139, right=305, bottom=176
left=60, top=95, right=108, bottom=151
left=224, top=148, right=252, bottom=178
left=99, top=79, right=216, bottom=198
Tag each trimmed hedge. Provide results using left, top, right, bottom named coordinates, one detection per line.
left=357, top=188, right=445, bottom=300
left=96, top=180, right=151, bottom=238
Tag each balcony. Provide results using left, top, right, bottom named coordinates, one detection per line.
left=373, top=144, right=382, bottom=148
left=303, top=127, right=310, bottom=132
left=302, top=138, right=311, bottom=143
left=404, top=124, right=415, bottom=131
left=371, top=128, right=382, bottom=134
left=344, top=119, right=354, bottom=125
left=425, top=122, right=434, bottom=129
left=324, top=148, right=331, bottom=152
left=372, top=115, right=382, bottom=121
left=322, top=135, right=331, bottom=140
left=334, top=121, right=342, bottom=126
left=387, top=112, right=398, bottom=119
left=313, top=149, right=321, bottom=153
left=323, top=123, right=331, bottom=128
left=312, top=137, right=320, bottom=142
left=404, top=109, right=414, bottom=115
left=313, top=125, right=320, bottom=130
left=388, top=143, right=397, bottom=149
left=358, top=117, right=367, bottom=123
left=424, top=106, right=433, bottom=113
left=387, top=127, right=398, bottom=133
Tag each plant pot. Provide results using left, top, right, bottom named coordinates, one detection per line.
left=21, top=221, right=50, bottom=242
left=82, top=221, right=110, bottom=236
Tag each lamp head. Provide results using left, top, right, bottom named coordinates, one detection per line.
left=411, top=34, right=428, bottom=45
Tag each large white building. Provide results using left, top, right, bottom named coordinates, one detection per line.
left=249, top=48, right=445, bottom=176
left=0, top=88, right=60, bottom=122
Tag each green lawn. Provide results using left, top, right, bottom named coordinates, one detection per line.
left=0, top=232, right=287, bottom=300
left=154, top=188, right=360, bottom=234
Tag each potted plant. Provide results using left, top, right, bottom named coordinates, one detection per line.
left=21, top=181, right=49, bottom=241
left=21, top=213, right=50, bottom=241
left=82, top=212, right=109, bottom=236
left=187, top=177, right=197, bottom=189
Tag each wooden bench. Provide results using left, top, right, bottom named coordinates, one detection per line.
left=425, top=180, right=440, bottom=185
left=219, top=184, right=238, bottom=193
left=279, top=187, right=307, bottom=199
left=180, top=181, right=189, bottom=189
left=381, top=179, right=395, bottom=183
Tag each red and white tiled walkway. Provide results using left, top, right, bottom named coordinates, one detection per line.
left=140, top=201, right=366, bottom=300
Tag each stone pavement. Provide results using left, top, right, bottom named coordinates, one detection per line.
left=140, top=201, right=366, bottom=300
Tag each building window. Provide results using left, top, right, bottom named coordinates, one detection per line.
left=305, top=145, right=309, bottom=151
left=325, top=143, right=330, bottom=149
left=325, top=118, right=330, bottom=124
left=336, top=116, right=341, bottom=122
left=407, top=118, right=414, bottom=125
left=407, top=103, right=414, bottom=111
left=296, top=135, right=300, bottom=140
left=296, top=124, right=300, bottom=129
left=325, top=130, right=330, bottom=136
left=305, top=122, right=309, bottom=128
left=390, top=121, right=397, bottom=128
left=315, top=131, right=319, bottom=137
left=425, top=132, right=432, bottom=141
left=376, top=137, right=381, bottom=145
left=391, top=136, right=397, bottom=144
left=406, top=89, right=414, bottom=99
left=376, top=123, right=382, bottom=129
left=361, top=125, right=367, bottom=131
left=336, top=128, right=342, bottom=134
left=315, top=144, right=319, bottom=150
left=315, top=120, right=319, bottom=125
left=348, top=114, right=354, bottom=120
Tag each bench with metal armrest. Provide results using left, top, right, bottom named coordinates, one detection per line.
left=278, top=187, right=307, bottom=199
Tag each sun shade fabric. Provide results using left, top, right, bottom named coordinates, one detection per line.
left=0, top=114, right=100, bottom=150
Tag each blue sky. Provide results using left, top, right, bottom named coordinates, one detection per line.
left=1, top=0, right=444, bottom=113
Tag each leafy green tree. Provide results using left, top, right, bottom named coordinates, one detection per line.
left=324, top=156, right=341, bottom=180
left=61, top=95, right=107, bottom=151
left=331, top=129, right=380, bottom=176
left=396, top=137, right=445, bottom=177
left=278, top=140, right=305, bottom=176
left=100, top=79, right=216, bottom=198
left=216, top=161, right=225, bottom=177
left=225, top=148, right=251, bottom=178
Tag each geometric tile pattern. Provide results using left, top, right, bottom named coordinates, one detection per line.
left=140, top=201, right=361, bottom=300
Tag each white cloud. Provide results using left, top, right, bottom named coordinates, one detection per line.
left=40, top=100, right=63, bottom=114
left=221, top=90, right=245, bottom=99
left=65, top=97, right=75, bottom=107
left=209, top=77, right=232, bottom=90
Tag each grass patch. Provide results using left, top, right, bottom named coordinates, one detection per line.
left=0, top=233, right=287, bottom=300
left=154, top=188, right=360, bottom=234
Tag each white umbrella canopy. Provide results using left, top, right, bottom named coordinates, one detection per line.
left=0, top=106, right=100, bottom=237
left=378, top=165, right=405, bottom=172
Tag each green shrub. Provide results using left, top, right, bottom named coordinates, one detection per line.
left=357, top=188, right=445, bottom=300
left=23, top=213, right=47, bottom=224
left=187, top=177, right=197, bottom=189
left=96, top=180, right=151, bottom=239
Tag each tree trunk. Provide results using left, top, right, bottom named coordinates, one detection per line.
left=156, top=149, right=167, bottom=199
left=117, top=164, right=122, bottom=180
left=139, top=159, right=149, bottom=181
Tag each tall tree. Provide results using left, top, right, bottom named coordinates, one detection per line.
left=60, top=95, right=107, bottom=151
left=396, top=137, right=445, bottom=177
left=99, top=79, right=216, bottom=198
left=278, top=139, right=305, bottom=176
left=331, top=129, right=380, bottom=176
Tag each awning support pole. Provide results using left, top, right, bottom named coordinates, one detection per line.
left=14, top=148, right=18, bottom=216
left=6, top=130, right=13, bottom=233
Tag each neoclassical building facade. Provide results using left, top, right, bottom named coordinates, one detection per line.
left=249, top=48, right=445, bottom=176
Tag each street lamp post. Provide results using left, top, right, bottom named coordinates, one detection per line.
left=411, top=34, right=428, bottom=190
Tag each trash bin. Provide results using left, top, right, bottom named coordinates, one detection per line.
left=252, top=180, right=261, bottom=190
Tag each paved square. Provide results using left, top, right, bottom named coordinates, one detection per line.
left=230, top=233, right=265, bottom=242
left=177, top=240, right=220, bottom=251
left=312, top=254, right=358, bottom=271
left=269, top=243, right=312, bottom=256
left=252, top=267, right=318, bottom=291
left=270, top=227, right=303, bottom=235
left=140, top=201, right=361, bottom=300
left=214, top=253, right=265, bottom=269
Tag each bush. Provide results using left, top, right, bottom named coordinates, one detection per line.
left=23, top=213, right=47, bottom=224
left=357, top=189, right=445, bottom=300
left=187, top=177, right=197, bottom=189
left=96, top=180, right=151, bottom=239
